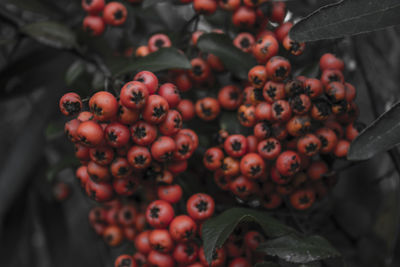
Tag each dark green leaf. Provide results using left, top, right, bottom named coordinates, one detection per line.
left=142, top=0, right=166, bottom=9
left=348, top=102, right=400, bottom=160
left=65, top=61, right=85, bottom=86
left=112, top=47, right=191, bottom=76
left=197, top=33, right=257, bottom=79
left=257, top=234, right=340, bottom=263
left=254, top=262, right=281, bottom=267
left=202, top=208, right=293, bottom=264
left=4, top=0, right=61, bottom=17
left=21, top=21, right=78, bottom=49
left=290, top=0, right=400, bottom=42
left=0, top=39, right=16, bottom=46
left=46, top=156, right=80, bottom=182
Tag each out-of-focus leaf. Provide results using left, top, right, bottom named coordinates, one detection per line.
left=45, top=122, right=64, bottom=140
left=348, top=102, right=400, bottom=160
left=254, top=262, right=281, bottom=267
left=112, top=47, right=191, bottom=76
left=46, top=156, right=79, bottom=182
left=257, top=234, right=341, bottom=263
left=142, top=0, right=166, bottom=9
left=197, top=33, right=257, bottom=79
left=21, top=21, right=78, bottom=49
left=290, top=0, right=400, bottom=42
left=202, top=207, right=293, bottom=264
left=65, top=61, right=85, bottom=86
left=0, top=39, right=16, bottom=46
left=4, top=0, right=61, bottom=17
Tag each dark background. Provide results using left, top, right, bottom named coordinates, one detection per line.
left=0, top=0, right=399, bottom=266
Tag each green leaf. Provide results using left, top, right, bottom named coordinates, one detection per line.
left=257, top=234, right=340, bottom=263
left=0, top=39, right=16, bottom=46
left=112, top=47, right=191, bottom=76
left=197, top=33, right=257, bottom=80
left=46, top=156, right=80, bottom=182
left=65, top=61, right=85, bottom=86
left=290, top=0, right=400, bottom=42
left=4, top=0, right=62, bottom=17
left=21, top=21, right=78, bottom=49
left=202, top=208, right=293, bottom=264
left=142, top=0, right=166, bottom=9
left=347, top=102, right=400, bottom=160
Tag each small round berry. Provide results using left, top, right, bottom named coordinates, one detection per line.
left=103, top=2, right=127, bottom=26
left=195, top=97, right=220, bottom=121
left=204, top=147, right=224, bottom=171
left=218, top=85, right=242, bottom=110
left=240, top=153, right=266, bottom=179
left=82, top=0, right=105, bottom=14
left=77, top=121, right=104, bottom=147
left=290, top=189, right=315, bottom=210
left=83, top=16, right=105, bottom=36
left=105, top=122, right=130, bottom=148
left=151, top=136, right=177, bottom=162
left=127, top=146, right=152, bottom=170
left=297, top=134, right=321, bottom=156
left=257, top=137, right=281, bottom=160
left=143, top=95, right=170, bottom=124
left=177, top=99, right=195, bottom=121
left=59, top=92, right=82, bottom=116
left=148, top=34, right=172, bottom=53
left=307, top=160, right=329, bottom=180
left=146, top=200, right=175, bottom=229
left=133, top=71, right=159, bottom=94
left=266, top=56, right=291, bottom=82
left=130, top=121, right=158, bottom=146
left=169, top=215, right=197, bottom=242
left=276, top=150, right=301, bottom=176
left=234, top=32, right=255, bottom=53
left=186, top=193, right=215, bottom=221
left=252, top=35, right=279, bottom=64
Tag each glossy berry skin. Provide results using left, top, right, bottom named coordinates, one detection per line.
left=255, top=102, right=272, bottom=121
left=290, top=94, right=311, bottom=115
left=135, top=231, right=152, bottom=254
left=148, top=34, right=172, bottom=53
left=133, top=71, right=159, bottom=94
left=82, top=0, right=105, bottom=15
left=240, top=153, right=266, bottom=179
left=143, top=95, right=170, bottom=124
left=103, top=225, right=123, bottom=246
left=127, top=146, right=152, bottom=170
left=203, top=147, right=224, bottom=171
left=118, top=204, right=137, bottom=226
left=218, top=85, right=242, bottom=110
left=283, top=35, right=305, bottom=56
left=316, top=127, right=338, bottom=154
left=159, top=110, right=182, bottom=136
left=304, top=78, right=323, bottom=99
left=307, top=160, right=328, bottom=180
left=147, top=250, right=175, bottom=267
left=297, top=134, right=321, bottom=156
left=274, top=22, right=293, bottom=42
left=85, top=179, right=114, bottom=202
left=173, top=242, right=199, bottom=265
left=195, top=97, right=220, bottom=121
left=103, top=2, right=127, bottom=26
left=149, top=229, right=174, bottom=253
left=60, top=92, right=82, bottom=116
left=110, top=157, right=132, bottom=179
left=286, top=115, right=312, bottom=137
left=320, top=69, right=344, bottom=86
left=65, top=119, right=80, bottom=142
left=189, top=58, right=211, bottom=83
left=193, top=0, right=217, bottom=15
left=232, top=6, right=256, bottom=28
left=224, top=135, right=248, bottom=158
left=199, top=246, right=226, bottom=267
left=157, top=184, right=183, bottom=204
left=76, top=165, right=90, bottom=187
left=271, top=100, right=292, bottom=122
left=146, top=200, right=175, bottom=229
left=266, top=56, right=291, bottom=82
left=89, top=146, right=114, bottom=166
left=186, top=193, right=215, bottom=221
left=319, top=53, right=344, bottom=71
left=130, top=121, right=157, bottom=146
left=120, top=81, right=149, bottom=110
left=252, top=35, right=279, bottom=64
left=115, top=254, right=136, bottom=267
left=234, top=32, right=255, bottom=53
left=105, top=122, right=130, bottom=148
left=151, top=136, right=177, bottom=162
left=173, top=133, right=195, bottom=161
left=257, top=138, right=281, bottom=160
left=135, top=45, right=150, bottom=57
left=83, top=16, right=105, bottom=36
left=89, top=91, right=118, bottom=121
left=221, top=157, right=240, bottom=177
left=113, top=176, right=139, bottom=196
left=334, top=139, right=350, bottom=158
left=77, top=121, right=104, bottom=147
left=263, top=81, right=285, bottom=103
left=158, top=83, right=181, bottom=108
left=325, top=81, right=346, bottom=102
left=179, top=129, right=199, bottom=150
left=237, top=104, right=256, bottom=127
left=270, top=1, right=287, bottom=24
left=276, top=151, right=301, bottom=176
left=175, top=72, right=192, bottom=92
left=290, top=188, right=315, bottom=210
left=262, top=192, right=282, bottom=209
left=117, top=101, right=140, bottom=125
left=248, top=65, right=267, bottom=88
left=177, top=99, right=195, bottom=121
left=169, top=215, right=197, bottom=242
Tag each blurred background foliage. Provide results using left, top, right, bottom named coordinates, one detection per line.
left=0, top=0, right=399, bottom=266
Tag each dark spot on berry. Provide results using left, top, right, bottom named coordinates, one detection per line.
left=63, top=101, right=81, bottom=115
left=229, top=91, right=239, bottom=100
left=108, top=131, right=118, bottom=142
left=173, top=115, right=182, bottom=128
left=273, top=103, right=284, bottom=116
left=155, top=39, right=165, bottom=48
left=240, top=37, right=250, bottom=48
left=263, top=140, right=276, bottom=152
left=195, top=200, right=208, bottom=212
left=200, top=103, right=212, bottom=117
left=118, top=167, right=128, bottom=175
left=319, top=135, right=328, bottom=148
left=113, top=9, right=124, bottom=21
left=275, top=66, right=287, bottom=78
left=305, top=143, right=318, bottom=153
left=152, top=106, right=166, bottom=118
left=178, top=144, right=189, bottom=155
left=299, top=194, right=310, bottom=204
left=150, top=206, right=160, bottom=218
left=135, top=155, right=147, bottom=165
left=193, top=65, right=203, bottom=76
left=250, top=165, right=261, bottom=176
left=231, top=140, right=242, bottom=151
left=134, top=126, right=147, bottom=139
left=131, top=91, right=144, bottom=104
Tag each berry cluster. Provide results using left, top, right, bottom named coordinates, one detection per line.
left=88, top=200, right=146, bottom=246
left=60, top=70, right=198, bottom=203
left=203, top=53, right=364, bottom=210
left=82, top=0, right=130, bottom=36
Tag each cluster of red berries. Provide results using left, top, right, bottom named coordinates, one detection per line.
left=88, top=200, right=146, bottom=247
left=189, top=0, right=287, bottom=30
left=82, top=0, right=131, bottom=36
left=60, top=70, right=198, bottom=203
left=203, top=53, right=364, bottom=210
